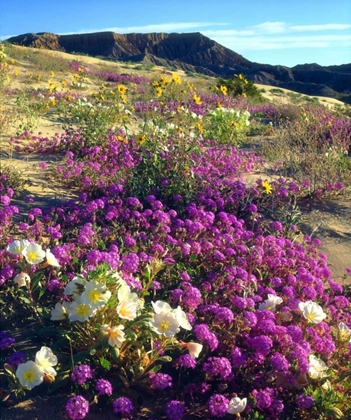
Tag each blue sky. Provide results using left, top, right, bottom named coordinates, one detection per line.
left=1, top=0, right=351, bottom=67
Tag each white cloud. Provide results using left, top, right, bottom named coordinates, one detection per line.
left=253, top=21, right=288, bottom=34
left=58, top=22, right=229, bottom=36
left=203, top=22, right=351, bottom=53
left=291, top=23, right=351, bottom=32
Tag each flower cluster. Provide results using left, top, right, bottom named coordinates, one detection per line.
left=15, top=347, right=57, bottom=389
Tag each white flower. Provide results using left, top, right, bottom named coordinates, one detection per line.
left=45, top=249, right=60, bottom=267
left=13, top=272, right=31, bottom=287
left=16, top=361, right=44, bottom=389
left=338, top=322, right=351, bottom=339
left=172, top=306, right=192, bottom=330
left=7, top=239, right=30, bottom=255
left=187, top=342, right=203, bottom=358
left=67, top=298, right=96, bottom=322
left=150, top=312, right=180, bottom=337
left=101, top=324, right=126, bottom=348
left=64, top=277, right=86, bottom=297
left=22, top=243, right=46, bottom=265
left=308, top=354, right=328, bottom=379
left=50, top=302, right=69, bottom=321
left=152, top=300, right=172, bottom=314
left=117, top=298, right=139, bottom=320
left=35, top=347, right=57, bottom=377
left=117, top=282, right=132, bottom=301
left=227, top=397, right=247, bottom=414
left=259, top=294, right=283, bottom=311
left=80, top=281, right=111, bottom=310
left=299, top=301, right=326, bottom=324
left=152, top=301, right=191, bottom=330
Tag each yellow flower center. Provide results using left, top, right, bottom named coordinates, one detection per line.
left=23, top=370, right=36, bottom=381
left=88, top=290, right=101, bottom=303
left=76, top=304, right=90, bottom=316
left=27, top=251, right=37, bottom=261
left=306, top=313, right=316, bottom=322
left=159, top=320, right=170, bottom=332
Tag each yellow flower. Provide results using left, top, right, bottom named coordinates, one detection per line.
left=172, top=73, right=181, bottom=85
left=78, top=67, right=85, bottom=73
left=262, top=180, right=273, bottom=194
left=37, top=74, right=42, bottom=81
left=216, top=102, right=222, bottom=108
left=197, top=123, right=204, bottom=133
left=160, top=75, right=170, bottom=85
left=231, top=121, right=239, bottom=127
left=117, top=84, right=127, bottom=94
left=50, top=71, right=55, bottom=78
left=135, top=134, right=146, bottom=145
left=220, top=85, right=227, bottom=95
left=116, top=135, right=128, bottom=143
left=193, top=94, right=202, bottom=105
left=242, top=92, right=247, bottom=97
left=156, top=87, right=163, bottom=97
left=5, top=75, right=11, bottom=83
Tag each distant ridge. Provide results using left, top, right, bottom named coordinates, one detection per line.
left=7, top=31, right=351, bottom=103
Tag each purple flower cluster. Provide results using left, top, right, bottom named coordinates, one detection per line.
left=95, top=378, right=113, bottom=396
left=112, top=397, right=134, bottom=417
left=165, top=400, right=185, bottom=420
left=66, top=395, right=89, bottom=420
left=0, top=331, right=15, bottom=349
left=208, top=394, right=230, bottom=418
left=71, top=364, right=93, bottom=385
left=149, top=372, right=173, bottom=390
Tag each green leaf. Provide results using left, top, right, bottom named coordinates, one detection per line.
left=110, top=346, right=120, bottom=362
left=148, top=364, right=162, bottom=373
left=99, top=357, right=111, bottom=371
left=157, top=355, right=172, bottom=363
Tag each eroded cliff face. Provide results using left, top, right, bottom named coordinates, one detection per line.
left=6, top=31, right=351, bottom=102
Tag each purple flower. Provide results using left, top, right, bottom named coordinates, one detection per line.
left=7, top=351, right=26, bottom=366
left=296, top=394, right=315, bottom=409
left=208, top=394, right=230, bottom=418
left=247, top=203, right=257, bottom=213
left=194, top=324, right=218, bottom=351
left=71, top=364, right=93, bottom=385
left=47, top=279, right=61, bottom=292
left=165, top=400, right=185, bottom=420
left=247, top=335, right=273, bottom=356
left=66, top=395, right=89, bottom=420
left=231, top=346, right=247, bottom=367
left=252, top=388, right=274, bottom=409
left=0, top=331, right=15, bottom=349
left=176, top=354, right=196, bottom=369
left=95, top=378, right=113, bottom=396
left=149, top=372, right=173, bottom=390
left=270, top=352, right=289, bottom=371
left=121, top=253, right=139, bottom=273
left=112, top=397, right=134, bottom=417
left=203, top=357, right=233, bottom=380
left=271, top=221, right=283, bottom=232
